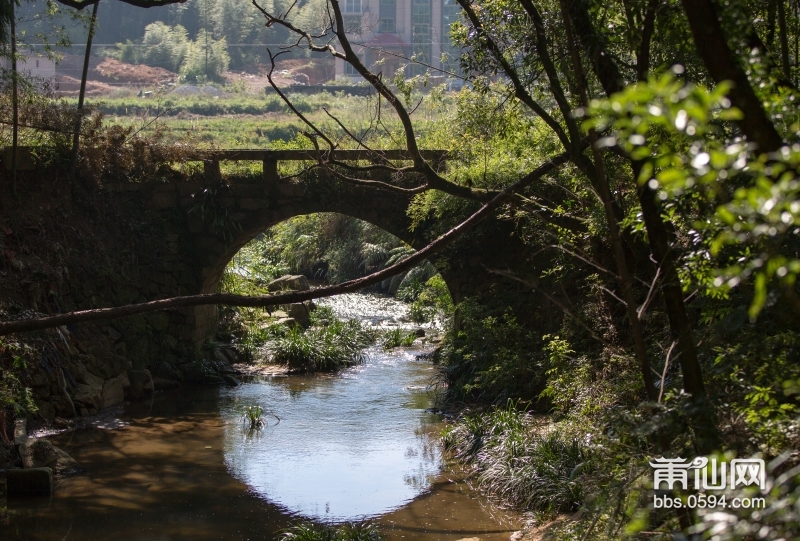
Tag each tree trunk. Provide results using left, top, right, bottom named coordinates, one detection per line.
left=70, top=0, right=99, bottom=174
left=566, top=0, right=720, bottom=451
left=560, top=0, right=658, bottom=402
left=778, top=0, right=791, bottom=81
left=680, top=0, right=784, bottom=152
left=10, top=0, right=17, bottom=196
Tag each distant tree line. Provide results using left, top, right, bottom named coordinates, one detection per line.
left=98, top=0, right=329, bottom=72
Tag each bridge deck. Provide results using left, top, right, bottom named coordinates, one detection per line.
left=187, top=148, right=447, bottom=183
left=184, top=149, right=446, bottom=162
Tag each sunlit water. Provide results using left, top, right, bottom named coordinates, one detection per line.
left=221, top=349, right=442, bottom=520
left=2, top=293, right=519, bottom=540
left=221, top=293, right=441, bottom=520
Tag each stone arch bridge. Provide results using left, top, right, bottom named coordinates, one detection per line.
left=98, top=149, right=552, bottom=372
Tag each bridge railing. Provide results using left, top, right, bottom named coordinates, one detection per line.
left=183, top=149, right=447, bottom=183
left=2, top=146, right=447, bottom=183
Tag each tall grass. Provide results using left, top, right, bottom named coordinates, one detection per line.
left=271, top=319, right=377, bottom=373
left=442, top=403, right=591, bottom=517
left=381, top=328, right=417, bottom=350
left=278, top=520, right=386, bottom=541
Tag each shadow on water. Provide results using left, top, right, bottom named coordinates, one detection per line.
left=3, top=294, right=519, bottom=540
left=5, top=387, right=296, bottom=541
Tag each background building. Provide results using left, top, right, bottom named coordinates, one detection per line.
left=0, top=55, right=57, bottom=81
left=334, top=0, right=461, bottom=81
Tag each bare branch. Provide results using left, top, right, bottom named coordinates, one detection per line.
left=455, top=0, right=571, bottom=150
left=658, top=341, right=677, bottom=403
left=317, top=162, right=429, bottom=194
left=266, top=51, right=336, bottom=151
left=637, top=266, right=661, bottom=321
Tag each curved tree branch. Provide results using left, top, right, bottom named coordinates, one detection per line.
left=455, top=0, right=572, bottom=151
left=253, top=0, right=505, bottom=203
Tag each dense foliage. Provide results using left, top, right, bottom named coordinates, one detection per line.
left=227, top=0, right=800, bottom=537
left=2, top=0, right=800, bottom=538
left=270, top=319, right=377, bottom=372
left=118, top=23, right=230, bottom=82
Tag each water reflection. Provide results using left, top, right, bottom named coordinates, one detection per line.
left=220, top=347, right=442, bottom=521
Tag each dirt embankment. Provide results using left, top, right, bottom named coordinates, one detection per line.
left=55, top=55, right=178, bottom=96
left=54, top=56, right=335, bottom=97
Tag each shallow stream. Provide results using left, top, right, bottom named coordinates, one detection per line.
left=4, top=294, right=520, bottom=540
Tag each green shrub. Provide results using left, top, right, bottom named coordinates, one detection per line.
left=433, top=299, right=545, bottom=403
left=179, top=30, right=230, bottom=83
left=271, top=319, right=376, bottom=373
left=0, top=338, right=40, bottom=418
left=406, top=275, right=453, bottom=323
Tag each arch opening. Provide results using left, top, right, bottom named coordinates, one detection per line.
left=195, top=212, right=455, bottom=347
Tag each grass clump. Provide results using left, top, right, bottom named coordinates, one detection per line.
left=432, top=299, right=546, bottom=403
left=381, top=328, right=417, bottom=350
left=271, top=319, right=377, bottom=373
left=241, top=405, right=264, bottom=429
left=278, top=520, right=386, bottom=541
left=442, top=403, right=590, bottom=517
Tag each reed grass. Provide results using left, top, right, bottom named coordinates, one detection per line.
left=381, top=328, right=417, bottom=350
left=241, top=404, right=264, bottom=429
left=442, top=403, right=591, bottom=517
left=271, top=319, right=377, bottom=373
left=278, top=520, right=386, bottom=541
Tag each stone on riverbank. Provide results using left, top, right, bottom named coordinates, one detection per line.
left=151, top=377, right=181, bottom=390
left=127, top=369, right=154, bottom=399
left=287, top=302, right=311, bottom=327
left=276, top=317, right=298, bottom=328
left=19, top=438, right=81, bottom=475
left=14, top=419, right=27, bottom=445
left=73, top=382, right=102, bottom=410
left=102, top=373, right=129, bottom=408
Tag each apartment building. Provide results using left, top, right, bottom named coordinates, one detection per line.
left=334, top=0, right=461, bottom=80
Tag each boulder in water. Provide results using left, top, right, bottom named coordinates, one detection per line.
left=267, top=275, right=310, bottom=292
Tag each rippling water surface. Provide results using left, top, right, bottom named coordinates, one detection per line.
left=222, top=293, right=442, bottom=519
left=221, top=348, right=442, bottom=520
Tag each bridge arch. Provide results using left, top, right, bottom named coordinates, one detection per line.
left=186, top=174, right=442, bottom=342
left=104, top=165, right=543, bottom=358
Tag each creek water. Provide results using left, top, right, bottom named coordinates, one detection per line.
left=4, top=294, right=520, bottom=540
